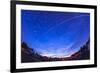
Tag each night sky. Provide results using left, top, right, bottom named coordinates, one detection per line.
left=21, top=10, right=90, bottom=58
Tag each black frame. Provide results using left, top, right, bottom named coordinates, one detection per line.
left=10, top=1, right=97, bottom=73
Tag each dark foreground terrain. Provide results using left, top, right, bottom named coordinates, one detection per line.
left=21, top=40, right=90, bottom=63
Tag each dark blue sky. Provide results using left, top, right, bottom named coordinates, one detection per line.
left=21, top=10, right=90, bottom=58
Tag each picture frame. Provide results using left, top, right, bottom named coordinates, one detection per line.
left=10, top=1, right=97, bottom=72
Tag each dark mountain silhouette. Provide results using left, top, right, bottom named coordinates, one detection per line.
left=21, top=39, right=90, bottom=63
left=21, top=42, right=44, bottom=63
left=69, top=39, right=90, bottom=60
